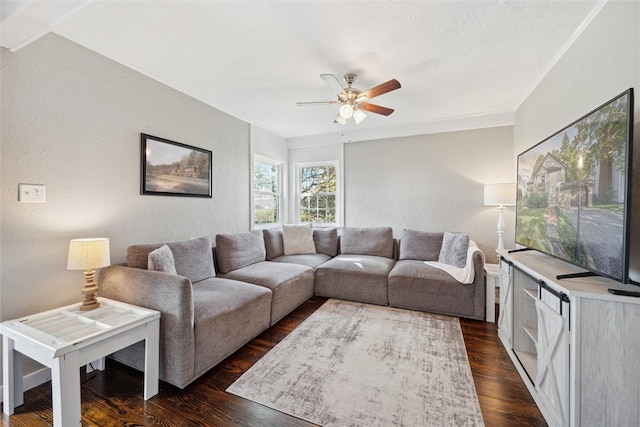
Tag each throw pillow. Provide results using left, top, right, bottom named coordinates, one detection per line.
left=147, top=245, right=177, bottom=274
left=438, top=232, right=470, bottom=268
left=282, top=224, right=317, bottom=255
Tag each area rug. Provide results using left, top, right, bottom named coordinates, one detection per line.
left=227, top=299, right=484, bottom=426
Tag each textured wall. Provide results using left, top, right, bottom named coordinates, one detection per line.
left=343, top=126, right=514, bottom=262
left=514, top=0, right=640, bottom=282
left=1, top=33, right=251, bottom=320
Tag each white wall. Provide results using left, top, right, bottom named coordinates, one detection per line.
left=514, top=0, right=640, bottom=282
left=1, top=33, right=251, bottom=322
left=343, top=126, right=514, bottom=261
left=251, top=125, right=287, bottom=161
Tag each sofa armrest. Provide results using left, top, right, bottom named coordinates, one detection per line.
left=99, top=264, right=195, bottom=385
left=100, top=264, right=195, bottom=326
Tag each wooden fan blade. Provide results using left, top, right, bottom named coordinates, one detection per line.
left=320, top=74, right=346, bottom=94
left=358, top=102, right=395, bottom=116
left=297, top=101, right=340, bottom=106
left=359, top=79, right=401, bottom=100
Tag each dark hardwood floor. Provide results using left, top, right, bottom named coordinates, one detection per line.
left=1, top=297, right=546, bottom=426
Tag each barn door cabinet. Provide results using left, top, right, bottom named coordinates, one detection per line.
left=497, top=259, right=513, bottom=348
left=497, top=250, right=640, bottom=426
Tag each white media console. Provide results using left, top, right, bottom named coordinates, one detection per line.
left=497, top=249, right=640, bottom=426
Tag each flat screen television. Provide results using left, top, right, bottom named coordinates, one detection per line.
left=515, top=88, right=634, bottom=283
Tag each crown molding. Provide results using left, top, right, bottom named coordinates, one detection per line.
left=0, top=0, right=92, bottom=52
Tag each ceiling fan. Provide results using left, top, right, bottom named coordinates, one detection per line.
left=297, top=73, right=401, bottom=125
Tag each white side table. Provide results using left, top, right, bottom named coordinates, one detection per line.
left=485, top=263, right=501, bottom=322
left=1, top=297, right=160, bottom=427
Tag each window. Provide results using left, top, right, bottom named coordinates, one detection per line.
left=298, top=163, right=338, bottom=224
left=253, top=158, right=281, bottom=226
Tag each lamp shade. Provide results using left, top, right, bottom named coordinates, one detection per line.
left=67, top=238, right=111, bottom=270
left=484, top=183, right=516, bottom=206
left=353, top=109, right=367, bottom=124
left=339, top=104, right=354, bottom=119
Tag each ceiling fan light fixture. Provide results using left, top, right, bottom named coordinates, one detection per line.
left=335, top=113, right=347, bottom=125
left=339, top=103, right=354, bottom=119
left=299, top=73, right=401, bottom=125
left=353, top=109, right=366, bottom=124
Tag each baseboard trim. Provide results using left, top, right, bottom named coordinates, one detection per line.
left=0, top=367, right=51, bottom=403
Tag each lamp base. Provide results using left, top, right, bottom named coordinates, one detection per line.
left=80, top=298, right=100, bottom=311
left=496, top=205, right=506, bottom=253
left=80, top=269, right=100, bottom=311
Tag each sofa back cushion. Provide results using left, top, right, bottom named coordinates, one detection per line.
left=127, top=236, right=215, bottom=282
left=263, top=229, right=284, bottom=261
left=399, top=229, right=444, bottom=261
left=216, top=231, right=266, bottom=274
left=314, top=228, right=339, bottom=257
left=340, top=227, right=394, bottom=258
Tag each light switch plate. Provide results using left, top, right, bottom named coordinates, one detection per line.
left=19, top=184, right=46, bottom=203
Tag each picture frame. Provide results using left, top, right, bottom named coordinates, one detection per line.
left=141, top=133, right=212, bottom=198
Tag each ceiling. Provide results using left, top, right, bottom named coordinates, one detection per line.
left=1, top=0, right=603, bottom=144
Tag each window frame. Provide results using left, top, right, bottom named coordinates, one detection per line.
left=252, top=155, right=283, bottom=229
left=295, top=161, right=341, bottom=227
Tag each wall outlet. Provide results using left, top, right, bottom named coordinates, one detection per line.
left=19, top=184, right=46, bottom=203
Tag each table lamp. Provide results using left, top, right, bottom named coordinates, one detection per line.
left=67, top=238, right=111, bottom=310
left=484, top=183, right=516, bottom=252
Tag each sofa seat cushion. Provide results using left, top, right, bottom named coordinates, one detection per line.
left=220, top=261, right=315, bottom=325
left=388, top=260, right=480, bottom=319
left=192, top=277, right=271, bottom=379
left=314, top=254, right=396, bottom=305
left=270, top=253, right=331, bottom=268
left=127, top=236, right=215, bottom=283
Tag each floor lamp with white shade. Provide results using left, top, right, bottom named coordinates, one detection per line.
left=484, top=183, right=516, bottom=252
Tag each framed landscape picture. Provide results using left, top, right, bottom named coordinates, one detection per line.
left=141, top=133, right=212, bottom=198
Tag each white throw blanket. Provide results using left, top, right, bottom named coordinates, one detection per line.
left=425, top=241, right=485, bottom=284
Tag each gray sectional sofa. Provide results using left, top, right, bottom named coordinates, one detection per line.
left=99, top=236, right=272, bottom=389
left=99, top=226, right=485, bottom=389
